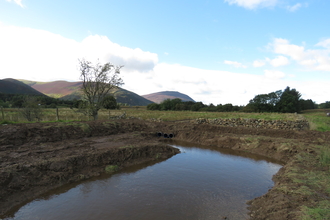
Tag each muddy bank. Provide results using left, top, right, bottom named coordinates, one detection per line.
left=1, top=119, right=330, bottom=219
left=0, top=120, right=180, bottom=216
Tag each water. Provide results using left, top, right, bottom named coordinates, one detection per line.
left=3, top=143, right=282, bottom=220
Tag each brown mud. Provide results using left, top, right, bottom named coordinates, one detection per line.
left=1, top=119, right=330, bottom=219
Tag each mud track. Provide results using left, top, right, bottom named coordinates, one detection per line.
left=1, top=119, right=330, bottom=219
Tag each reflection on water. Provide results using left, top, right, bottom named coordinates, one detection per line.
left=3, top=143, right=282, bottom=220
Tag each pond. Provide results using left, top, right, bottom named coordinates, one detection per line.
left=3, top=142, right=282, bottom=220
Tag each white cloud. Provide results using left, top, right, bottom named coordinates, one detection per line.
left=270, top=38, right=330, bottom=71
left=0, top=24, right=329, bottom=105
left=286, top=3, right=301, bottom=12
left=316, top=39, right=330, bottom=49
left=0, top=24, right=157, bottom=82
left=224, top=60, right=247, bottom=68
left=254, top=56, right=289, bottom=67
left=224, top=0, right=278, bottom=9
left=268, top=55, right=290, bottom=67
left=81, top=35, right=158, bottom=72
left=6, top=0, right=23, bottom=7
left=264, top=70, right=285, bottom=79
left=253, top=60, right=266, bottom=67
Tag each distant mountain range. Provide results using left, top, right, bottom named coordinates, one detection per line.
left=142, top=91, right=195, bottom=104
left=0, top=78, right=195, bottom=106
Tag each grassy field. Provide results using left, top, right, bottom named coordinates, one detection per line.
left=301, top=109, right=330, bottom=132
left=1, top=107, right=329, bottom=131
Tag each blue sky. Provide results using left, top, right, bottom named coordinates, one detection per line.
left=0, top=0, right=329, bottom=105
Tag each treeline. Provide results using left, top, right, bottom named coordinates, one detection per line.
left=319, top=101, right=330, bottom=109
left=243, top=86, right=316, bottom=113
left=147, top=86, right=328, bottom=113
left=147, top=98, right=243, bottom=112
left=0, top=93, right=74, bottom=108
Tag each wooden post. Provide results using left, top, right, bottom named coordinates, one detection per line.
left=56, top=107, right=60, bottom=121
left=1, top=107, right=4, bottom=121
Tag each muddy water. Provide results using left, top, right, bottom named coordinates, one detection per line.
left=4, top=143, right=282, bottom=220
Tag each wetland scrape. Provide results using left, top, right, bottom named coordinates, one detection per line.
left=1, top=119, right=330, bottom=219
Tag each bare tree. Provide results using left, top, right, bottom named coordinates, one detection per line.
left=20, top=96, right=43, bottom=121
left=79, top=59, right=123, bottom=120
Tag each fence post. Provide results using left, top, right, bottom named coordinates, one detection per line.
left=1, top=107, right=4, bottom=121
left=56, top=107, right=60, bottom=121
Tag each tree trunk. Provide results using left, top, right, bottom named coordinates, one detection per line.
left=93, top=110, right=98, bottom=120
left=1, top=107, right=4, bottom=121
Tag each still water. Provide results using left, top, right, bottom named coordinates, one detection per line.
left=4, top=143, right=282, bottom=220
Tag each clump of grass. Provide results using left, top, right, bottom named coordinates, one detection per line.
left=79, top=123, right=90, bottom=133
left=0, top=120, right=15, bottom=124
left=105, top=165, right=119, bottom=173
left=301, top=200, right=330, bottom=220
left=319, top=146, right=330, bottom=166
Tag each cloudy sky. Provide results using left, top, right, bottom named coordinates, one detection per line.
left=0, top=0, right=329, bottom=105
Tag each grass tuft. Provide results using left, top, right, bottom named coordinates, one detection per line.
left=319, top=146, right=330, bottom=166
left=105, top=165, right=119, bottom=173
left=301, top=200, right=330, bottom=220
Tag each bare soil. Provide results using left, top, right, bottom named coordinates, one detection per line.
left=1, top=119, right=330, bottom=219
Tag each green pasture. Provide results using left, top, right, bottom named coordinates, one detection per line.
left=302, top=109, right=330, bottom=132
left=0, top=107, right=329, bottom=131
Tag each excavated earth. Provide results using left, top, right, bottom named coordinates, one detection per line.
left=1, top=119, right=330, bottom=219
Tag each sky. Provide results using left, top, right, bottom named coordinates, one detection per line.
left=0, top=0, right=329, bottom=105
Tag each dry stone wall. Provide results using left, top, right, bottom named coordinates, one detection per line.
left=195, top=118, right=309, bottom=131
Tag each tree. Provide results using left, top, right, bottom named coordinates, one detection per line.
left=300, top=99, right=316, bottom=110
left=102, top=95, right=118, bottom=119
left=248, top=90, right=282, bottom=113
left=276, top=86, right=302, bottom=113
left=102, top=95, right=118, bottom=110
left=20, top=96, right=43, bottom=121
left=319, top=101, right=330, bottom=109
left=147, top=103, right=161, bottom=110
left=79, top=59, right=123, bottom=120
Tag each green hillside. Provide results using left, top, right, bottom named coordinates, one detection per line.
left=0, top=78, right=46, bottom=96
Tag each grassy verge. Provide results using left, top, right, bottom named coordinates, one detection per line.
left=302, top=109, right=330, bottom=132
left=282, top=144, right=330, bottom=219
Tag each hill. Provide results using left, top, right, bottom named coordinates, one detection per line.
left=0, top=78, right=46, bottom=96
left=60, top=87, right=153, bottom=106
left=18, top=79, right=153, bottom=106
left=19, top=79, right=83, bottom=98
left=142, top=91, right=195, bottom=104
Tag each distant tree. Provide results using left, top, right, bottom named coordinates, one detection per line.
left=20, top=96, right=43, bottom=121
left=191, top=102, right=205, bottom=111
left=79, top=59, right=123, bottom=120
left=248, top=90, right=282, bottom=113
left=319, top=101, right=330, bottom=109
left=11, top=95, right=24, bottom=108
left=0, top=100, right=9, bottom=108
left=222, top=103, right=234, bottom=112
left=160, top=98, right=182, bottom=111
left=300, top=99, right=316, bottom=110
left=147, top=103, right=161, bottom=110
left=102, top=95, right=118, bottom=119
left=102, top=95, right=118, bottom=110
left=276, top=86, right=302, bottom=113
